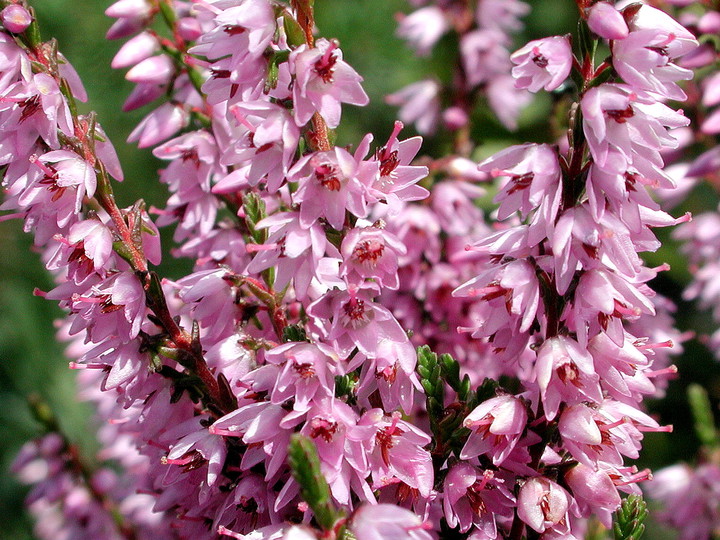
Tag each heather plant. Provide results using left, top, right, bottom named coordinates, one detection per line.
left=1, top=0, right=719, bottom=539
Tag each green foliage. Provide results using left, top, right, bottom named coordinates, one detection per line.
left=613, top=495, right=648, bottom=540
left=282, top=324, right=309, bottom=343
left=688, top=383, right=720, bottom=450
left=287, top=434, right=342, bottom=532
left=416, top=345, right=498, bottom=466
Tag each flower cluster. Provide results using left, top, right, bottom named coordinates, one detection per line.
left=0, top=0, right=710, bottom=539
left=389, top=0, right=531, bottom=135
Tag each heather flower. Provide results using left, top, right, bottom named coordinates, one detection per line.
left=517, top=477, right=572, bottom=535
left=613, top=30, right=697, bottom=101
left=363, top=121, right=428, bottom=208
left=340, top=226, right=407, bottom=290
left=264, top=342, right=340, bottom=413
left=442, top=464, right=515, bottom=535
left=587, top=2, right=628, bottom=40
left=310, top=287, right=414, bottom=361
left=486, top=75, right=533, bottom=131
left=476, top=0, right=529, bottom=33
left=105, top=0, right=152, bottom=40
left=461, top=29, right=511, bottom=88
left=290, top=146, right=369, bottom=230
left=349, top=503, right=434, bottom=540
left=1, top=5, right=32, bottom=34
left=0, top=73, right=73, bottom=153
left=565, top=463, right=621, bottom=528
left=385, top=80, right=440, bottom=135
left=162, top=417, right=227, bottom=495
left=247, top=212, right=330, bottom=299
left=396, top=6, right=449, bottom=57
left=460, top=394, right=528, bottom=465
left=222, top=101, right=300, bottom=192
left=127, top=102, right=189, bottom=148
left=479, top=143, right=562, bottom=223
left=511, top=36, right=573, bottom=93
left=289, top=38, right=369, bottom=128
left=359, top=410, right=433, bottom=498
left=536, top=336, right=603, bottom=420
left=581, top=83, right=689, bottom=172
left=645, top=463, right=720, bottom=540
left=298, top=398, right=372, bottom=506
left=62, top=271, right=146, bottom=342
left=111, top=31, right=158, bottom=69
left=66, top=219, right=114, bottom=275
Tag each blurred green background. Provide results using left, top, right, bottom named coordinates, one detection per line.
left=0, top=1, right=717, bottom=538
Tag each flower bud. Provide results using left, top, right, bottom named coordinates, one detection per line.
left=587, top=2, right=628, bottom=40
left=1, top=5, right=32, bottom=34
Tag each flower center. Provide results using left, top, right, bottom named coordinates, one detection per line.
left=352, top=239, right=385, bottom=267
left=315, top=163, right=342, bottom=191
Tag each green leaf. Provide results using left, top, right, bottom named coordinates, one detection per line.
left=688, top=384, right=720, bottom=450
left=282, top=12, right=306, bottom=48
left=288, top=434, right=340, bottom=532
left=243, top=192, right=267, bottom=245
left=613, top=495, right=648, bottom=540
left=282, top=324, right=308, bottom=343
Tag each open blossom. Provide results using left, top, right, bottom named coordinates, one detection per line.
left=460, top=394, right=527, bottom=465
left=340, top=226, right=406, bottom=290
left=221, top=101, right=300, bottom=192
left=385, top=79, right=440, bottom=135
left=581, top=83, right=689, bottom=172
left=396, top=6, right=449, bottom=57
left=349, top=504, right=434, bottom=540
left=290, top=146, right=372, bottom=230
left=517, top=477, right=572, bottom=535
left=511, top=36, right=572, bottom=93
left=2, top=0, right=708, bottom=538
left=536, top=336, right=602, bottom=420
left=289, top=38, right=369, bottom=128
left=613, top=5, right=698, bottom=100
left=443, top=464, right=515, bottom=535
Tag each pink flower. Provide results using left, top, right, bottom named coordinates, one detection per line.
left=359, top=410, right=433, bottom=498
left=460, top=394, right=527, bottom=465
left=111, top=31, right=158, bottom=69
left=349, top=504, right=434, bottom=540
left=511, top=36, right=573, bottom=93
left=264, top=342, right=339, bottom=413
left=396, top=6, right=449, bottom=57
left=290, top=146, right=371, bottom=230
left=581, top=83, right=689, bottom=172
left=289, top=38, right=369, bottom=128
left=1, top=5, right=32, bottom=34
left=536, top=336, right=602, bottom=420
left=587, top=3, right=628, bottom=40
left=363, top=121, right=429, bottom=208
left=479, top=143, right=562, bottom=239
left=517, top=477, right=572, bottom=535
left=613, top=28, right=697, bottom=100
left=565, top=463, right=621, bottom=528
left=247, top=212, right=331, bottom=300
left=487, top=76, right=533, bottom=131
left=460, top=29, right=511, bottom=88
left=443, top=464, right=515, bottom=535
left=386, top=80, right=440, bottom=135
left=310, top=288, right=414, bottom=361
left=341, top=226, right=407, bottom=290
left=67, top=219, right=114, bottom=274
left=222, top=101, right=300, bottom=193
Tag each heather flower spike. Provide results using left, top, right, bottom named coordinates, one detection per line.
left=0, top=0, right=713, bottom=538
